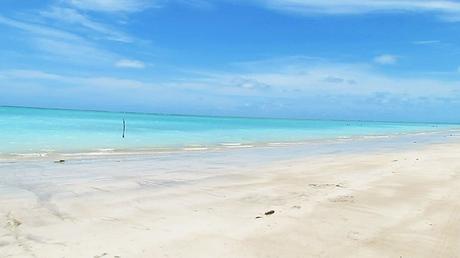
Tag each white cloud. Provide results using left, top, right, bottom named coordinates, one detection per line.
left=3, top=61, right=460, bottom=121
left=66, top=0, right=155, bottom=12
left=412, top=40, right=441, bottom=45
left=0, top=69, right=149, bottom=89
left=61, top=0, right=460, bottom=20
left=0, top=15, right=116, bottom=63
left=255, top=0, right=460, bottom=21
left=0, top=70, right=63, bottom=80
left=115, top=59, right=146, bottom=69
left=373, top=54, right=398, bottom=65
left=1, top=59, right=456, bottom=105
left=40, top=7, right=133, bottom=42
left=178, top=56, right=460, bottom=101
left=0, top=14, right=150, bottom=69
left=35, top=38, right=114, bottom=62
left=83, top=77, right=147, bottom=88
left=0, top=15, right=80, bottom=42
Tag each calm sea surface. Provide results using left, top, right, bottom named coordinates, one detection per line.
left=1, top=106, right=458, bottom=156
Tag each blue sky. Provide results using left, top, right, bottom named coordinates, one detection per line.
left=2, top=0, right=460, bottom=122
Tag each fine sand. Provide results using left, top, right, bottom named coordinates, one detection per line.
left=1, top=139, right=460, bottom=257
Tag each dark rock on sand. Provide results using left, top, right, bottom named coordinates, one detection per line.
left=265, top=210, right=275, bottom=216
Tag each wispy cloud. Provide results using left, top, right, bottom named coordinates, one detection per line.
left=0, top=70, right=64, bottom=80
left=2, top=59, right=460, bottom=121
left=66, top=0, right=156, bottom=12
left=412, top=40, right=441, bottom=45
left=0, top=69, right=149, bottom=89
left=164, top=57, right=459, bottom=99
left=373, top=54, right=398, bottom=65
left=0, top=15, right=80, bottom=42
left=0, top=15, right=124, bottom=64
left=255, top=0, right=460, bottom=21
left=83, top=76, right=148, bottom=88
left=62, top=0, right=460, bottom=20
left=115, top=59, right=146, bottom=69
left=35, top=38, right=115, bottom=63
left=39, top=7, right=133, bottom=42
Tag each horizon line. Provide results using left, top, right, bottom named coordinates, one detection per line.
left=1, top=105, right=457, bottom=125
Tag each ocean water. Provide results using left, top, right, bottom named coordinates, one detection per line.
left=0, top=106, right=458, bottom=156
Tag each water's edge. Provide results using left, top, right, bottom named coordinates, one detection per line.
left=2, top=106, right=460, bottom=160
left=2, top=129, right=459, bottom=162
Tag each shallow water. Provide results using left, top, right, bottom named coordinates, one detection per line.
left=1, top=106, right=459, bottom=156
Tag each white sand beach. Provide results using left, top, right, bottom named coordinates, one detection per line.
left=4, top=0, right=460, bottom=257
left=1, top=136, right=460, bottom=258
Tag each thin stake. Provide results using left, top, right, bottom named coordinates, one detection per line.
left=122, top=116, right=126, bottom=138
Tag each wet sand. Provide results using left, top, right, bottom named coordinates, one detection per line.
left=1, top=137, right=460, bottom=257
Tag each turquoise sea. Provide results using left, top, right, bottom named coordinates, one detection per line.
left=1, top=106, right=459, bottom=156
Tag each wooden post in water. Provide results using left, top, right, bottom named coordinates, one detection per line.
left=122, top=116, right=126, bottom=138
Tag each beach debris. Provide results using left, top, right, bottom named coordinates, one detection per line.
left=309, top=183, right=343, bottom=189
left=291, top=205, right=301, bottom=209
left=255, top=216, right=262, bottom=219
left=265, top=210, right=275, bottom=216
left=93, top=253, right=108, bottom=258
left=5, top=213, right=22, bottom=235
left=54, top=159, right=65, bottom=164
left=5, top=216, right=22, bottom=229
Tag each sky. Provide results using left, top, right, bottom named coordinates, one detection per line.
left=1, top=0, right=460, bottom=122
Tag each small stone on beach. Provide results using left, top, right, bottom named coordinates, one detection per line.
left=265, top=210, right=275, bottom=216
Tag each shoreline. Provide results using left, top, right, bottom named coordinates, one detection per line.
left=2, top=129, right=459, bottom=162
